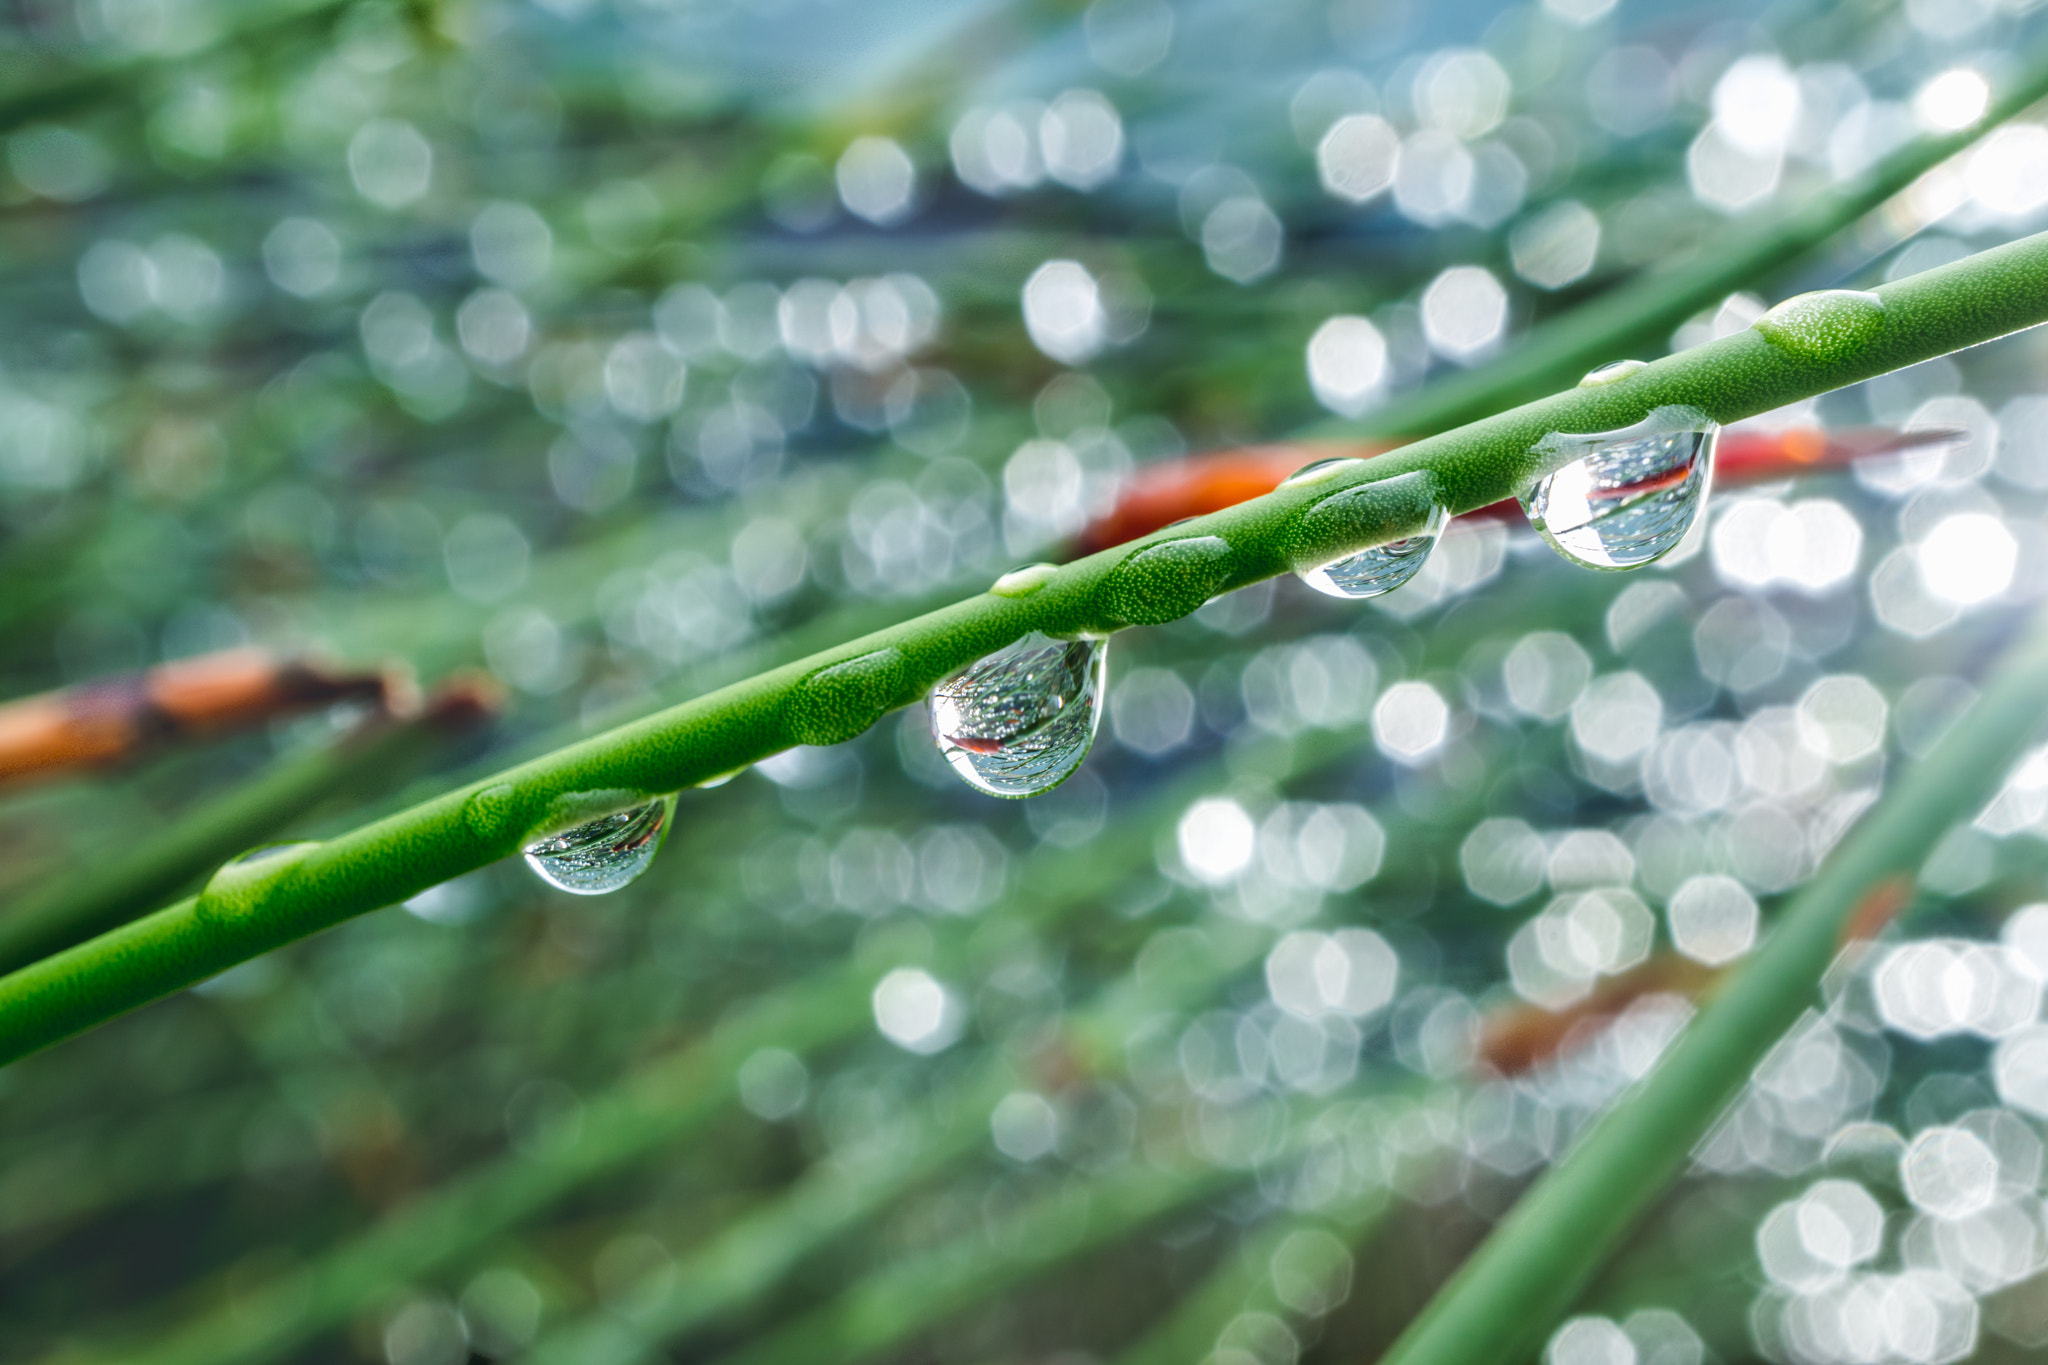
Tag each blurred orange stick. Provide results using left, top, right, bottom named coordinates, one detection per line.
left=0, top=648, right=408, bottom=789
left=1076, top=427, right=1962, bottom=555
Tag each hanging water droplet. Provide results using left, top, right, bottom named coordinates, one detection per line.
left=991, top=563, right=1059, bottom=598
left=1295, top=499, right=1449, bottom=599
left=928, top=633, right=1106, bottom=797
left=1752, top=290, right=1885, bottom=363
left=1520, top=405, right=1717, bottom=571
left=1280, top=456, right=1368, bottom=488
left=521, top=793, right=675, bottom=895
left=1578, top=359, right=1648, bottom=387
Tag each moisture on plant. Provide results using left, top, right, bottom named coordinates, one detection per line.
left=5, top=4, right=2048, bottom=1365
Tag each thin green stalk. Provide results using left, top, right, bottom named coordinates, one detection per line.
left=523, top=922, right=1270, bottom=1365
left=1346, top=51, right=2048, bottom=437
left=707, top=1146, right=1251, bottom=1365
left=0, top=702, right=481, bottom=974
left=4, top=233, right=2047, bottom=1068
left=1113, top=1186, right=1395, bottom=1365
left=1380, top=601, right=2048, bottom=1365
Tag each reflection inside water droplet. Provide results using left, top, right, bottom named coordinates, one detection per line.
left=928, top=633, right=1106, bottom=797
left=521, top=794, right=675, bottom=894
left=1295, top=500, right=1449, bottom=599
left=1520, top=406, right=1717, bottom=571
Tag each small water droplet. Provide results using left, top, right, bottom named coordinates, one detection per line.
left=784, top=648, right=908, bottom=747
left=928, top=633, right=1106, bottom=797
left=1102, top=535, right=1235, bottom=626
left=1521, top=406, right=1717, bottom=571
left=465, top=782, right=519, bottom=844
left=196, top=843, right=320, bottom=924
left=990, top=563, right=1059, bottom=598
left=1752, top=290, right=1885, bottom=363
left=1296, top=501, right=1448, bottom=599
left=1281, top=457, right=1368, bottom=488
left=521, top=793, right=675, bottom=895
left=1579, top=359, right=1648, bottom=387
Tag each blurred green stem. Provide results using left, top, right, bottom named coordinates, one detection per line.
left=1347, top=51, right=2048, bottom=436
left=1381, top=601, right=2048, bottom=1365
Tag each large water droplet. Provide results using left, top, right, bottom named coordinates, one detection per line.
left=1295, top=499, right=1448, bottom=599
left=1752, top=290, right=1885, bottom=363
left=196, top=843, right=320, bottom=924
left=928, top=633, right=1106, bottom=797
left=521, top=793, right=675, bottom=895
left=1520, top=406, right=1717, bottom=571
left=1578, top=359, right=1648, bottom=387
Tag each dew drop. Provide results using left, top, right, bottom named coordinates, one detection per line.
left=1578, top=359, right=1648, bottom=387
left=464, top=782, right=518, bottom=844
left=784, top=647, right=908, bottom=747
left=1101, top=536, right=1234, bottom=626
left=991, top=563, right=1059, bottom=598
left=1752, top=290, right=1885, bottom=363
left=928, top=633, right=1106, bottom=797
left=521, top=792, right=675, bottom=895
left=1280, top=456, right=1368, bottom=489
left=1296, top=500, right=1448, bottom=599
left=1520, top=405, right=1717, bottom=572
left=196, top=842, right=320, bottom=924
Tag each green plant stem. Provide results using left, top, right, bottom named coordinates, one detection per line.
left=1345, top=55, right=2048, bottom=438
left=4, top=233, right=2047, bottom=1068
left=0, top=706, right=478, bottom=974
left=70, top=757, right=1244, bottom=1365
left=1379, top=600, right=2048, bottom=1365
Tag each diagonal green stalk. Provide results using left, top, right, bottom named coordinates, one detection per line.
left=1344, top=50, right=2048, bottom=437
left=522, top=923, right=1270, bottom=1365
left=703, top=1140, right=1254, bottom=1365
left=1380, top=601, right=2048, bottom=1365
left=3, top=234, right=2047, bottom=1067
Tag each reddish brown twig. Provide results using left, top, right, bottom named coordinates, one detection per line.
left=0, top=648, right=410, bottom=788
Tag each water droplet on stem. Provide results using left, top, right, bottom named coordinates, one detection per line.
left=1296, top=501, right=1448, bottom=599
left=1521, top=405, right=1717, bottom=571
left=1752, top=290, right=1885, bottom=363
left=1579, top=359, right=1648, bottom=387
left=991, top=563, right=1059, bottom=598
left=1286, top=468, right=1447, bottom=600
left=1102, top=536, right=1234, bottom=626
left=521, top=793, right=675, bottom=894
left=928, top=633, right=1106, bottom=797
left=1281, top=457, right=1369, bottom=489
left=197, top=843, right=321, bottom=924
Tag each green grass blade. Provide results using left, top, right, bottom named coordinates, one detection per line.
left=1379, top=601, right=2048, bottom=1365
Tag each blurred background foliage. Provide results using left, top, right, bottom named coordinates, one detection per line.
left=10, top=0, right=2048, bottom=1361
